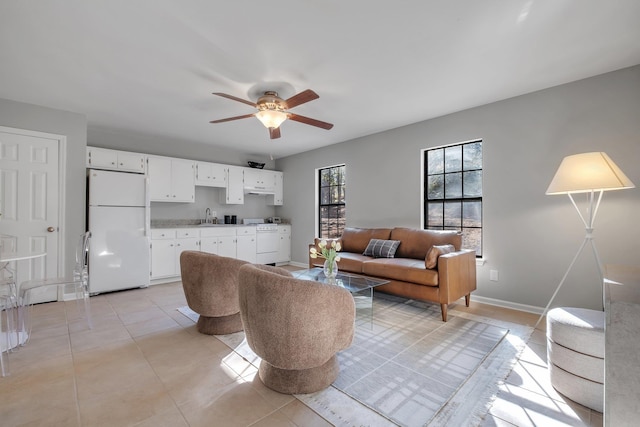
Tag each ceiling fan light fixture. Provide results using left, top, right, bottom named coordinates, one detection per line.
left=256, top=110, right=288, bottom=129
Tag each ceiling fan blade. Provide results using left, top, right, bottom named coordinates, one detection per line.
left=269, top=127, right=281, bottom=139
left=212, top=92, right=257, bottom=107
left=209, top=113, right=256, bottom=123
left=287, top=113, right=334, bottom=130
left=284, top=89, right=319, bottom=109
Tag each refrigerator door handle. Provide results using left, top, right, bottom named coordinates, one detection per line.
left=144, top=177, right=151, bottom=237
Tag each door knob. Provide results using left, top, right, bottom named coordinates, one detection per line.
left=47, top=226, right=55, bottom=232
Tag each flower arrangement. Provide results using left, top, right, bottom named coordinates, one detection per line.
left=309, top=239, right=341, bottom=277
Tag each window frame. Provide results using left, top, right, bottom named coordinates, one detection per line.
left=316, top=164, right=346, bottom=239
left=421, top=140, right=483, bottom=257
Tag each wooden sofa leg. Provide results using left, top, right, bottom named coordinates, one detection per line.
left=440, top=304, right=448, bottom=322
left=465, top=294, right=471, bottom=307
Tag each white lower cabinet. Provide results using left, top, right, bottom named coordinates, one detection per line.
left=175, top=229, right=200, bottom=274
left=151, top=225, right=290, bottom=281
left=236, top=226, right=257, bottom=263
left=277, top=225, right=291, bottom=264
left=151, top=229, right=177, bottom=279
left=200, top=227, right=237, bottom=258
left=151, top=238, right=176, bottom=278
left=151, top=228, right=200, bottom=279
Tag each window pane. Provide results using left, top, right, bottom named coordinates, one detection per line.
left=444, top=201, right=461, bottom=227
left=320, top=169, right=331, bottom=186
left=427, top=175, right=444, bottom=199
left=463, top=170, right=482, bottom=197
left=338, top=167, right=346, bottom=185
left=427, top=202, right=443, bottom=227
left=463, top=228, right=482, bottom=256
left=427, top=148, right=444, bottom=174
left=444, top=145, right=462, bottom=172
left=445, top=172, right=462, bottom=198
left=330, top=186, right=340, bottom=204
left=320, top=187, right=330, bottom=204
left=463, top=142, right=482, bottom=170
left=319, top=165, right=346, bottom=239
left=424, top=140, right=482, bottom=257
left=463, top=201, right=481, bottom=227
left=336, top=206, right=346, bottom=237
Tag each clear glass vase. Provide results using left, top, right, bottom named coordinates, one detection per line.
left=323, top=259, right=338, bottom=279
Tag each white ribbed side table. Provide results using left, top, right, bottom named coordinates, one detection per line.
left=546, top=306, right=605, bottom=412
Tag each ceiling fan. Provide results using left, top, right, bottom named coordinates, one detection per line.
left=210, top=89, right=333, bottom=139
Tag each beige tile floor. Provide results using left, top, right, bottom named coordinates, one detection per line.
left=0, top=278, right=602, bottom=427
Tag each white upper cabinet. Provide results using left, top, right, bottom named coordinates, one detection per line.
left=195, top=161, right=227, bottom=188
left=221, top=165, right=244, bottom=204
left=86, top=148, right=282, bottom=205
left=243, top=168, right=275, bottom=191
left=270, top=171, right=284, bottom=206
left=86, top=147, right=146, bottom=173
left=147, top=156, right=195, bottom=202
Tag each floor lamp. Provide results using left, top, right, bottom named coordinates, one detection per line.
left=534, top=152, right=635, bottom=329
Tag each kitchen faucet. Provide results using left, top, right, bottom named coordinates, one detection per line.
left=204, top=208, right=211, bottom=224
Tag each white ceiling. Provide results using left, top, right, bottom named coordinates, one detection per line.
left=1, top=1, right=639, bottom=159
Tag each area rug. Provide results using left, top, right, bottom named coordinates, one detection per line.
left=178, top=294, right=532, bottom=427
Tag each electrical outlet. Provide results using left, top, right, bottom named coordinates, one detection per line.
left=211, top=211, right=217, bottom=218
left=490, top=270, right=499, bottom=282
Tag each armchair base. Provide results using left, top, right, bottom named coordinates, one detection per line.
left=197, top=312, right=243, bottom=335
left=258, top=356, right=340, bottom=395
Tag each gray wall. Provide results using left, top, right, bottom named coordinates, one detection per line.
left=275, top=65, right=640, bottom=311
left=89, top=127, right=279, bottom=222
left=0, top=97, right=87, bottom=275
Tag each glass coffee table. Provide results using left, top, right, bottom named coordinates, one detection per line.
left=291, top=268, right=388, bottom=325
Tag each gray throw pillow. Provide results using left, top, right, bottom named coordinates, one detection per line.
left=363, top=239, right=401, bottom=258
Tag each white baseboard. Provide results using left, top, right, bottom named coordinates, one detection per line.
left=470, top=295, right=543, bottom=315
left=288, top=261, right=308, bottom=268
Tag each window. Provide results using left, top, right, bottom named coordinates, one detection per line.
left=318, top=165, right=346, bottom=239
left=423, top=140, right=482, bottom=256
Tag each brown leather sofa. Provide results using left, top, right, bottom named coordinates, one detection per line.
left=309, top=227, right=477, bottom=321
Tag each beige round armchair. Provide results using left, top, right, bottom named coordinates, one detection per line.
left=180, top=251, right=248, bottom=335
left=238, top=264, right=355, bottom=394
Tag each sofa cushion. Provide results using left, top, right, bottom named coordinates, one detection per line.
left=335, top=252, right=370, bottom=274
left=340, top=228, right=392, bottom=254
left=362, top=239, right=401, bottom=258
left=390, top=228, right=461, bottom=259
left=362, top=258, right=439, bottom=287
left=425, top=244, right=456, bottom=269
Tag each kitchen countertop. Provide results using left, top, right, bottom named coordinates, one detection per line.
left=150, top=220, right=291, bottom=229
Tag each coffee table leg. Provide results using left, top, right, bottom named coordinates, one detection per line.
left=353, top=288, right=374, bottom=330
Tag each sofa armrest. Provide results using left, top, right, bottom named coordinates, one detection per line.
left=437, top=249, right=477, bottom=303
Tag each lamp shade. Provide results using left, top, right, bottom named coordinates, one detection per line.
left=546, top=152, right=635, bottom=195
left=255, top=110, right=287, bottom=129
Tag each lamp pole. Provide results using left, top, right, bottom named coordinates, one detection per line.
left=534, top=189, right=604, bottom=330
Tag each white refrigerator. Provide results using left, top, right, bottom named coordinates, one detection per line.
left=88, top=169, right=150, bottom=294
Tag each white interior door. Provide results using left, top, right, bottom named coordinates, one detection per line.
left=0, top=128, right=60, bottom=302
